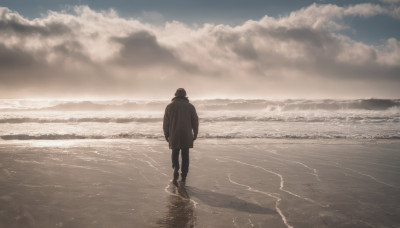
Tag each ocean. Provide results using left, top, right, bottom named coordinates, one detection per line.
left=1, top=98, right=399, bottom=141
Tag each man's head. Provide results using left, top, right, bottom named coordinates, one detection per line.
left=175, top=88, right=187, bottom=97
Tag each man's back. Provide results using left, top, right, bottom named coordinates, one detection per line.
left=163, top=96, right=198, bottom=149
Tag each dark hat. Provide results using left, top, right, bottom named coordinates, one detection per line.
left=175, top=88, right=187, bottom=97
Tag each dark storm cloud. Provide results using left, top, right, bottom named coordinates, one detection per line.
left=0, top=43, right=38, bottom=67
left=0, top=43, right=89, bottom=88
left=0, top=20, right=71, bottom=37
left=111, top=31, right=198, bottom=73
left=52, top=40, right=92, bottom=63
left=112, top=31, right=177, bottom=66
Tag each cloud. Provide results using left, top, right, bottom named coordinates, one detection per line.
left=111, top=31, right=197, bottom=73
left=0, top=7, right=71, bottom=38
left=0, top=43, right=37, bottom=67
left=0, top=4, right=399, bottom=98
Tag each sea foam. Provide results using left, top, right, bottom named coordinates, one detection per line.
left=0, top=99, right=399, bottom=140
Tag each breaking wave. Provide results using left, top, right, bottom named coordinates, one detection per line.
left=0, top=133, right=159, bottom=140
left=1, top=98, right=399, bottom=141
left=0, top=117, right=162, bottom=124
left=1, top=99, right=400, bottom=111
left=0, top=115, right=398, bottom=124
left=2, top=133, right=399, bottom=140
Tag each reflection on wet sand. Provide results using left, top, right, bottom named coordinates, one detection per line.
left=159, top=183, right=196, bottom=228
left=187, top=186, right=275, bottom=214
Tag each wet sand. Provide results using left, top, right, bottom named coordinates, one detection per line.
left=0, top=139, right=399, bottom=228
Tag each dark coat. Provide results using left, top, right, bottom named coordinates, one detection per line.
left=163, top=97, right=199, bottom=149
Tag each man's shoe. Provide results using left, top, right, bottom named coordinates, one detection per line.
left=172, top=171, right=179, bottom=187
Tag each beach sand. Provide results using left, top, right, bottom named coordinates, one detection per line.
left=0, top=139, right=399, bottom=228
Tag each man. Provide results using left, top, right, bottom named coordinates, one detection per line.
left=163, top=88, right=199, bottom=186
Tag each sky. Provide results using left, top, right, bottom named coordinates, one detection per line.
left=0, top=0, right=399, bottom=99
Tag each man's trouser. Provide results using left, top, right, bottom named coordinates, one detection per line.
left=172, top=148, right=189, bottom=180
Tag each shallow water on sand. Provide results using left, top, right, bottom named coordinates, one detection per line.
left=0, top=139, right=399, bottom=228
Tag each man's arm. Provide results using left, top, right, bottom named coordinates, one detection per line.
left=163, top=106, right=169, bottom=142
left=191, top=106, right=199, bottom=140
